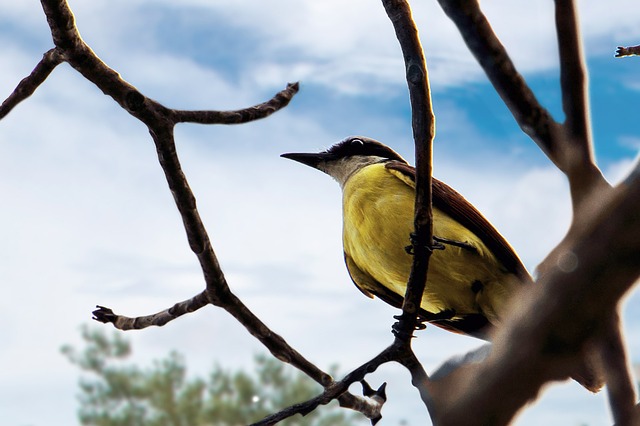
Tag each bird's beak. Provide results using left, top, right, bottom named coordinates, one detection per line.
left=280, top=152, right=326, bottom=169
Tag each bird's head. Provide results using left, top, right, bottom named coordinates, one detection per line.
left=281, top=136, right=407, bottom=187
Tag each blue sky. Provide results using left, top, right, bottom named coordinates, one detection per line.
left=1, top=1, right=639, bottom=425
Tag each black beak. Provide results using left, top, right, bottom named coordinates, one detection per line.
left=280, top=152, right=326, bottom=169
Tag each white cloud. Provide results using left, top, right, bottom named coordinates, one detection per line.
left=118, top=0, right=639, bottom=93
left=4, top=0, right=639, bottom=96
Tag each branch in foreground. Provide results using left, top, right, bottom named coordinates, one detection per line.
left=431, top=175, right=640, bottom=425
left=615, top=45, right=640, bottom=57
left=0, top=48, right=63, bottom=120
left=600, top=312, right=637, bottom=425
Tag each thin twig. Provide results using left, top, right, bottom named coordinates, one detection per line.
left=615, top=45, right=640, bottom=57
left=39, top=0, right=297, bottom=129
left=91, top=290, right=211, bottom=329
left=436, top=0, right=563, bottom=167
left=172, top=83, right=299, bottom=125
left=252, top=345, right=399, bottom=425
left=0, top=48, right=63, bottom=119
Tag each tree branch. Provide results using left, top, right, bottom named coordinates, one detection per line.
left=172, top=83, right=299, bottom=125
left=252, top=344, right=399, bottom=425
left=36, top=0, right=337, bottom=408
left=600, top=312, right=638, bottom=425
left=381, top=0, right=435, bottom=343
left=91, top=291, right=210, bottom=329
left=0, top=48, right=63, bottom=119
left=39, top=0, right=297, bottom=129
left=615, top=45, right=640, bottom=57
left=396, top=348, right=435, bottom=415
left=434, top=173, right=640, bottom=425
left=436, top=0, right=564, bottom=168
left=555, top=0, right=592, bottom=160
left=553, top=0, right=610, bottom=210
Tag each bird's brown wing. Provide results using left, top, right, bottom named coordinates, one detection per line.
left=384, top=160, right=531, bottom=282
left=344, top=252, right=492, bottom=339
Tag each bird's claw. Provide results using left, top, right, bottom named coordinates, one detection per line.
left=405, top=232, right=446, bottom=255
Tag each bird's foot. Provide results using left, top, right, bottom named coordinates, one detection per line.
left=404, top=232, right=445, bottom=255
left=392, top=309, right=455, bottom=339
left=419, top=308, right=456, bottom=323
left=433, top=236, right=478, bottom=254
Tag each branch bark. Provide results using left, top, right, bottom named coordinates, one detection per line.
left=0, top=48, right=63, bottom=119
left=23, top=0, right=367, bottom=418
left=252, top=2, right=438, bottom=423
left=615, top=44, right=640, bottom=57
left=600, top=312, right=638, bottom=425
left=553, top=0, right=610, bottom=211
left=381, top=0, right=436, bottom=342
left=4, top=1, right=638, bottom=424
left=436, top=0, right=562, bottom=165
left=432, top=172, right=640, bottom=426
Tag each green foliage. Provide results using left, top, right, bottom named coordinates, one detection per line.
left=62, top=326, right=359, bottom=426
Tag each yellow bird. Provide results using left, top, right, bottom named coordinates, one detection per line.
left=282, top=136, right=602, bottom=391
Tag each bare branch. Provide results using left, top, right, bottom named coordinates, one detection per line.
left=615, top=45, right=640, bottom=57
left=555, top=0, right=593, bottom=160
left=600, top=312, right=638, bottom=425
left=146, top=124, right=332, bottom=387
left=436, top=0, right=563, bottom=168
left=553, top=0, right=611, bottom=211
left=381, top=0, right=436, bottom=341
left=37, top=0, right=324, bottom=407
left=173, top=82, right=299, bottom=125
left=39, top=0, right=298, bottom=128
left=91, top=291, right=210, bottom=330
left=0, top=48, right=63, bottom=120
left=253, top=345, right=399, bottom=425
left=396, top=349, right=436, bottom=416
left=434, top=175, right=640, bottom=425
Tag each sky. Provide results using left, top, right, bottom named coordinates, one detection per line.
left=1, top=0, right=639, bottom=425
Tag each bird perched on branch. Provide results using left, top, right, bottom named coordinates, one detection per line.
left=282, top=136, right=603, bottom=392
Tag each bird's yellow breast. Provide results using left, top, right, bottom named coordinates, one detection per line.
left=342, top=163, right=516, bottom=323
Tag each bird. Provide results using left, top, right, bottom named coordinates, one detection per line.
left=281, top=135, right=603, bottom=392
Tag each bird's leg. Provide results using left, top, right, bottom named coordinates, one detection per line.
left=405, top=232, right=445, bottom=255
left=433, top=236, right=478, bottom=254
left=392, top=309, right=456, bottom=338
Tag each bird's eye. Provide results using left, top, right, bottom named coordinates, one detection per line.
left=352, top=138, right=364, bottom=146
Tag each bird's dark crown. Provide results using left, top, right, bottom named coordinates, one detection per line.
left=324, top=136, right=407, bottom=164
